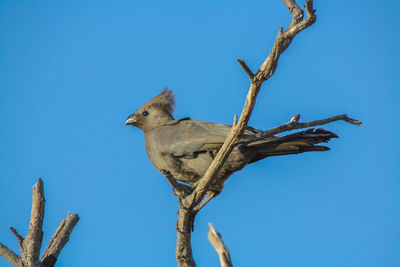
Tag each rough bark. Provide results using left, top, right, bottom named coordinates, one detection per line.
left=0, top=178, right=79, bottom=267
left=176, top=207, right=196, bottom=267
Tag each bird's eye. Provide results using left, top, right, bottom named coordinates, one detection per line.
left=142, top=111, right=149, bottom=116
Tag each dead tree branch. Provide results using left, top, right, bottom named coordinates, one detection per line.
left=174, top=1, right=317, bottom=266
left=23, top=178, right=45, bottom=266
left=208, top=223, right=233, bottom=267
left=0, top=243, right=22, bottom=267
left=236, top=114, right=362, bottom=145
left=185, top=0, right=317, bottom=212
left=41, top=212, right=79, bottom=267
left=0, top=178, right=79, bottom=267
left=176, top=205, right=196, bottom=267
left=237, top=59, right=254, bottom=80
left=172, top=1, right=361, bottom=266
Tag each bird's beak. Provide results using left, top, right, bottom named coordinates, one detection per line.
left=125, top=114, right=137, bottom=125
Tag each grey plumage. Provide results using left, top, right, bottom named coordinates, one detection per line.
left=125, top=89, right=337, bottom=193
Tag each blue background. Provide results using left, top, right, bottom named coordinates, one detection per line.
left=0, top=0, right=398, bottom=266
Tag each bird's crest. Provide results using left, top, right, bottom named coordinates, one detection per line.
left=145, top=88, right=175, bottom=116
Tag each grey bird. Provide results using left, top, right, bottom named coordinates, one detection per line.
left=125, top=89, right=337, bottom=200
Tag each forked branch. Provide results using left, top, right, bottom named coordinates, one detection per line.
left=186, top=0, right=318, bottom=212
left=0, top=178, right=79, bottom=267
left=173, top=1, right=361, bottom=266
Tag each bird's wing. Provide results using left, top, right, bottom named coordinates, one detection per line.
left=157, top=120, right=236, bottom=157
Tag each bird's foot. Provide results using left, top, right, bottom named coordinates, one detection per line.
left=193, top=190, right=219, bottom=212
left=161, top=169, right=192, bottom=198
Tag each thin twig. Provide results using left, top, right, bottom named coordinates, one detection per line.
left=237, top=59, right=254, bottom=80
left=9, top=226, right=24, bottom=248
left=236, top=114, right=362, bottom=145
left=233, top=114, right=238, bottom=127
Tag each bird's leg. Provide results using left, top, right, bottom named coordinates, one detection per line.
left=160, top=169, right=192, bottom=198
left=193, top=190, right=219, bottom=212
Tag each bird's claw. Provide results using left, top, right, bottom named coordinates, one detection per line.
left=161, top=169, right=192, bottom=198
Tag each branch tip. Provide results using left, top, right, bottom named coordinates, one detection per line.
left=344, top=115, right=363, bottom=126
left=233, top=114, right=238, bottom=127
left=208, top=223, right=233, bottom=267
left=9, top=226, right=23, bottom=246
left=237, top=59, right=254, bottom=79
left=290, top=114, right=300, bottom=123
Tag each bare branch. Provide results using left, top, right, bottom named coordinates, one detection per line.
left=173, top=1, right=360, bottom=266
left=176, top=208, right=196, bottom=267
left=186, top=0, right=317, bottom=211
left=41, top=218, right=65, bottom=266
left=236, top=114, right=362, bottom=145
left=237, top=59, right=254, bottom=80
left=193, top=191, right=217, bottom=213
left=9, top=227, right=24, bottom=249
left=0, top=242, right=22, bottom=267
left=41, top=212, right=79, bottom=267
left=23, top=178, right=45, bottom=266
left=0, top=178, right=79, bottom=267
left=282, top=0, right=303, bottom=28
left=208, top=223, right=233, bottom=267
left=175, top=1, right=320, bottom=265
left=257, top=0, right=315, bottom=80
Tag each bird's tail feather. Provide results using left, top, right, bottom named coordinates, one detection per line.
left=248, top=128, right=338, bottom=163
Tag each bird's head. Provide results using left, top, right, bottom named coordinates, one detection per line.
left=125, top=88, right=175, bottom=132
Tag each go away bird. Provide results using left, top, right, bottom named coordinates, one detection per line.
left=125, top=89, right=338, bottom=198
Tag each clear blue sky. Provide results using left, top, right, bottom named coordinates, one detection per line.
left=0, top=0, right=399, bottom=266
